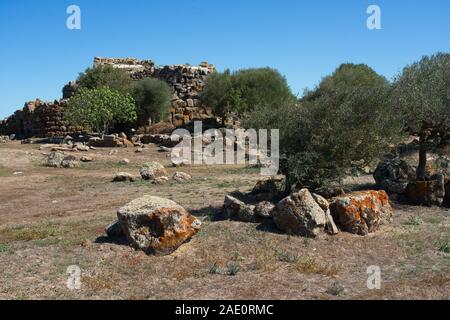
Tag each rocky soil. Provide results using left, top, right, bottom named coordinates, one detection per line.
left=0, top=141, right=449, bottom=300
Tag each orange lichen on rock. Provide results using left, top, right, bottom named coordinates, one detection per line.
left=116, top=195, right=202, bottom=256
left=330, top=190, right=393, bottom=236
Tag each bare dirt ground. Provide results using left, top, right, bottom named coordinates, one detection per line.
left=0, top=141, right=449, bottom=300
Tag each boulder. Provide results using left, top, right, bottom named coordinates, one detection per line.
left=173, top=172, right=192, bottom=182
left=251, top=177, right=285, bottom=201
left=330, top=190, right=393, bottom=236
left=119, top=158, right=130, bottom=165
left=115, top=195, right=202, bottom=255
left=140, top=162, right=168, bottom=181
left=61, top=155, right=80, bottom=168
left=45, top=151, right=65, bottom=168
left=312, top=193, right=339, bottom=235
left=255, top=201, right=275, bottom=219
left=113, top=172, right=136, bottom=182
left=374, top=157, right=416, bottom=194
left=223, top=195, right=258, bottom=222
left=272, top=189, right=328, bottom=238
left=404, top=174, right=445, bottom=207
left=80, top=156, right=94, bottom=162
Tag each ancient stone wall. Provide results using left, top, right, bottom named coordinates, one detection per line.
left=1, top=57, right=217, bottom=138
left=93, top=57, right=216, bottom=126
left=0, top=99, right=80, bottom=138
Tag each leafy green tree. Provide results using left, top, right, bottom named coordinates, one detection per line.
left=132, top=78, right=172, bottom=126
left=200, top=68, right=295, bottom=122
left=246, top=65, right=403, bottom=190
left=392, top=53, right=450, bottom=180
left=199, top=70, right=242, bottom=124
left=77, top=65, right=133, bottom=94
left=303, top=63, right=389, bottom=101
left=65, top=87, right=137, bottom=134
left=233, top=68, right=296, bottom=114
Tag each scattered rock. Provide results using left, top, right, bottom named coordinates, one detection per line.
left=153, top=176, right=169, bottom=185
left=75, top=145, right=90, bottom=152
left=119, top=158, right=130, bottom=165
left=311, top=193, right=339, bottom=235
left=80, top=156, right=94, bottom=162
left=113, top=172, right=136, bottom=182
left=404, top=174, right=445, bottom=207
left=255, top=201, right=275, bottom=219
left=251, top=177, right=285, bottom=201
left=45, top=151, right=65, bottom=168
left=330, top=190, right=393, bottom=236
left=61, top=155, right=80, bottom=168
left=140, top=162, right=168, bottom=181
left=272, top=189, right=328, bottom=238
left=173, top=172, right=192, bottom=182
left=114, top=195, right=202, bottom=255
left=374, top=157, right=416, bottom=194
left=223, top=195, right=258, bottom=222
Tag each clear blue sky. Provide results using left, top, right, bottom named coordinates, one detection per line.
left=0, top=0, right=448, bottom=118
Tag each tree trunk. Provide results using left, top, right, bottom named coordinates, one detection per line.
left=417, top=133, right=428, bottom=180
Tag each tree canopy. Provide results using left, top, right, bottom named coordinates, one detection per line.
left=77, top=65, right=133, bottom=94
left=245, top=64, right=403, bottom=190
left=133, top=78, right=172, bottom=126
left=200, top=67, right=296, bottom=121
left=392, top=52, right=450, bottom=179
left=64, top=87, right=137, bottom=134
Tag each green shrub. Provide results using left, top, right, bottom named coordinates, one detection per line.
left=133, top=78, right=172, bottom=125
left=77, top=65, right=133, bottom=94
left=65, top=87, right=137, bottom=134
left=200, top=67, right=296, bottom=122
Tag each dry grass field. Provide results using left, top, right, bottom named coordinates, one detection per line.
left=0, top=141, right=449, bottom=300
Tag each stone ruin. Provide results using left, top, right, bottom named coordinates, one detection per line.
left=0, top=57, right=217, bottom=138
left=0, top=99, right=80, bottom=138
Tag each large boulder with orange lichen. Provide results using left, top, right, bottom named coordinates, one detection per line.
left=116, top=195, right=202, bottom=255
left=330, top=190, right=393, bottom=236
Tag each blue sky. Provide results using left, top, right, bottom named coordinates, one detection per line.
left=0, top=0, right=449, bottom=118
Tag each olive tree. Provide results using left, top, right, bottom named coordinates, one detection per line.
left=392, top=53, right=450, bottom=180
left=133, top=78, right=172, bottom=126
left=64, top=87, right=137, bottom=134
left=245, top=64, right=404, bottom=190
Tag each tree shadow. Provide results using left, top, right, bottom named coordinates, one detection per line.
left=189, top=205, right=227, bottom=222
left=94, top=234, right=129, bottom=246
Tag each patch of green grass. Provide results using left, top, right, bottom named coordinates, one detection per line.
left=209, top=261, right=219, bottom=274
left=326, top=282, right=345, bottom=296
left=0, top=223, right=64, bottom=243
left=0, top=166, right=10, bottom=177
left=275, top=250, right=300, bottom=263
left=227, top=261, right=241, bottom=276
left=438, top=240, right=450, bottom=253
left=407, top=216, right=423, bottom=226
left=295, top=256, right=340, bottom=276
left=0, top=243, right=14, bottom=254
